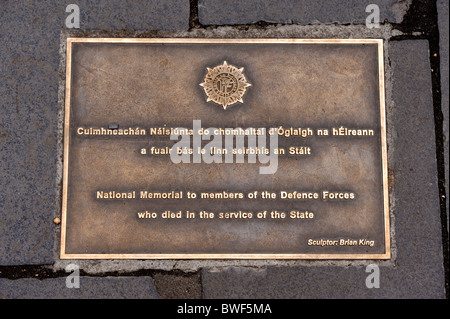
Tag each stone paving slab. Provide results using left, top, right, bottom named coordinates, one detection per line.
left=437, top=0, right=449, bottom=228
left=0, top=0, right=189, bottom=265
left=202, top=265, right=431, bottom=298
left=0, top=276, right=159, bottom=299
left=198, top=0, right=412, bottom=25
left=201, top=40, right=445, bottom=299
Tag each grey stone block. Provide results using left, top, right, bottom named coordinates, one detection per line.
left=77, top=0, right=190, bottom=31
left=198, top=0, right=411, bottom=26
left=201, top=40, right=445, bottom=299
left=0, top=0, right=189, bottom=265
left=0, top=276, right=159, bottom=299
left=202, top=266, right=407, bottom=298
left=0, top=2, right=61, bottom=266
left=153, top=272, right=202, bottom=299
left=437, top=0, right=449, bottom=229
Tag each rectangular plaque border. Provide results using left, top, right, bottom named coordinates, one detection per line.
left=60, top=38, right=390, bottom=260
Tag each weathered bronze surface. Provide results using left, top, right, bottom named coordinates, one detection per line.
left=61, top=38, right=389, bottom=259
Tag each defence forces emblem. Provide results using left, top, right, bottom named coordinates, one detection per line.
left=200, top=61, right=251, bottom=110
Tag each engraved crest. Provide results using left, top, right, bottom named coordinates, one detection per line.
left=200, top=61, right=251, bottom=110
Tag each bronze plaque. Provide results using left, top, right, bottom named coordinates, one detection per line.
left=61, top=38, right=390, bottom=259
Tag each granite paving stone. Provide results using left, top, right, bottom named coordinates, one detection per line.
left=437, top=0, right=449, bottom=228
left=198, top=0, right=412, bottom=26
left=0, top=276, right=159, bottom=299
